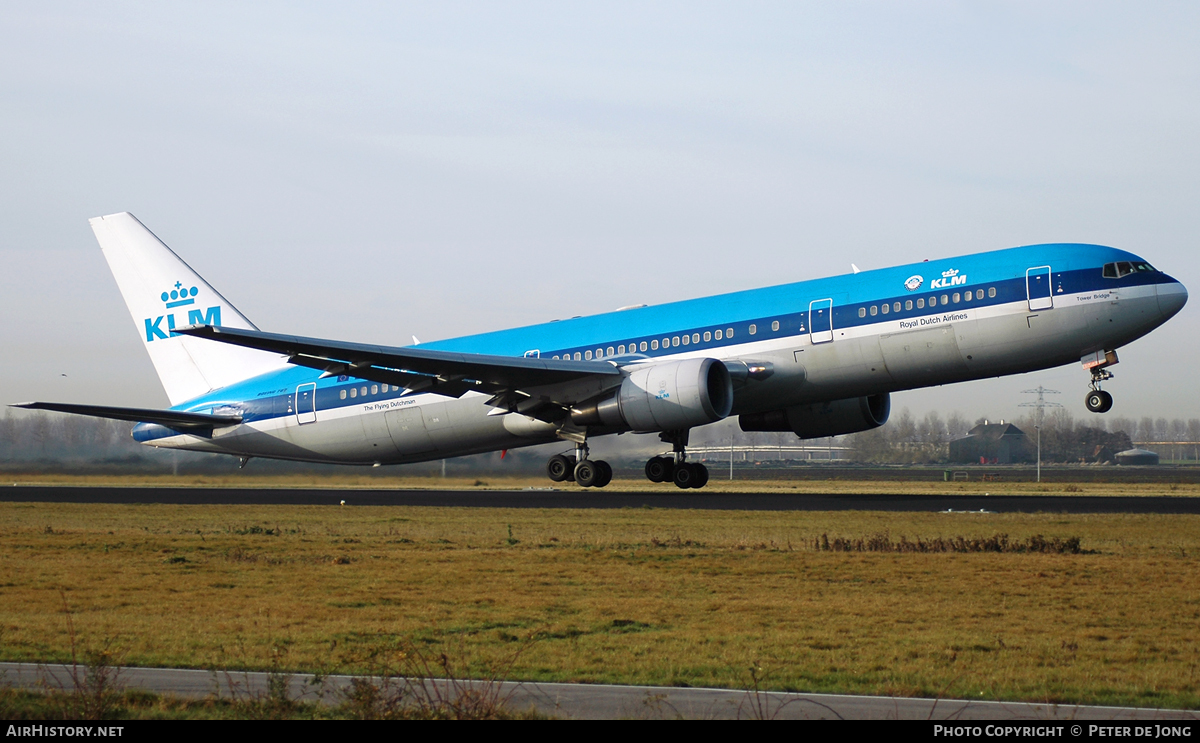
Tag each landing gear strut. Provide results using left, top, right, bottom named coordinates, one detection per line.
left=546, top=441, right=612, bottom=488
left=645, top=430, right=709, bottom=489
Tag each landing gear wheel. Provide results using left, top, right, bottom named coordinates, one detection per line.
left=593, top=460, right=613, bottom=488
left=547, top=454, right=574, bottom=482
left=692, top=463, right=709, bottom=489
left=673, top=463, right=698, bottom=489
left=1085, top=390, right=1113, bottom=413
left=574, top=459, right=600, bottom=488
left=645, top=456, right=673, bottom=483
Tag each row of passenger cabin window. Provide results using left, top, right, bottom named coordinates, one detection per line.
left=339, top=384, right=402, bottom=400
left=550, top=326, right=743, bottom=361
left=857, top=287, right=997, bottom=318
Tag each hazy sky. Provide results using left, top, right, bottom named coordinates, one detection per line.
left=2, top=2, right=1197, bottom=425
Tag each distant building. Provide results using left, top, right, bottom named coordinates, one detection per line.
left=1115, top=448, right=1160, bottom=465
left=948, top=422, right=1035, bottom=464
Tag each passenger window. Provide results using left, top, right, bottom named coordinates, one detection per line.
left=650, top=340, right=658, bottom=350
left=642, top=341, right=649, bottom=351
left=771, top=321, right=780, bottom=331
left=692, top=333, right=700, bottom=343
left=858, top=307, right=866, bottom=318
left=703, top=331, right=711, bottom=342
left=917, top=298, right=925, bottom=309
left=663, top=337, right=670, bottom=347
left=371, top=385, right=378, bottom=395
left=607, top=347, right=615, bottom=356
left=574, top=352, right=582, bottom=360
left=870, top=305, right=878, bottom=316
left=681, top=335, right=689, bottom=346
left=672, top=336, right=680, bottom=347
left=929, top=296, right=936, bottom=307
left=905, top=300, right=913, bottom=311
left=749, top=324, right=756, bottom=335
left=617, top=345, right=625, bottom=354
left=714, top=329, right=722, bottom=340
left=952, top=292, right=960, bottom=303
left=585, top=350, right=593, bottom=359
left=893, top=302, right=901, bottom=312
left=976, top=289, right=984, bottom=300
left=881, top=303, right=889, bottom=315
left=552, top=355, right=559, bottom=360
left=964, top=291, right=972, bottom=302
left=340, top=390, right=347, bottom=400
left=350, top=388, right=357, bottom=398
left=941, top=294, right=949, bottom=304
left=361, top=387, right=367, bottom=396
left=726, top=327, right=734, bottom=338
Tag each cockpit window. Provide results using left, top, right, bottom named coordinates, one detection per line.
left=1103, top=261, right=1155, bottom=279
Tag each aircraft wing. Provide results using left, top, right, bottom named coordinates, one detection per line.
left=175, top=326, right=622, bottom=415
left=10, top=402, right=242, bottom=430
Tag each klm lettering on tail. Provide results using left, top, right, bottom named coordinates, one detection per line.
left=143, top=281, right=220, bottom=341
left=144, top=307, right=221, bottom=341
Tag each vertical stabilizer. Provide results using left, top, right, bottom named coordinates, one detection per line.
left=90, top=212, right=287, bottom=405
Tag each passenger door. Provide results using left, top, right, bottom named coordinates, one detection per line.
left=1026, top=266, right=1053, bottom=311
left=295, top=383, right=317, bottom=425
left=809, top=299, right=834, bottom=344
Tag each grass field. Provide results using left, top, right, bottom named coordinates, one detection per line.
left=2, top=486, right=1199, bottom=710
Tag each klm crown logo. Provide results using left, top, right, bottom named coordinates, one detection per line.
left=144, top=280, right=221, bottom=342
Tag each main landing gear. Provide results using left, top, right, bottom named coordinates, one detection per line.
left=546, top=441, right=612, bottom=488
left=644, top=430, right=709, bottom=489
left=1085, top=366, right=1115, bottom=414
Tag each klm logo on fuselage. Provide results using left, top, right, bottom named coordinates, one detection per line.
left=144, top=281, right=220, bottom=342
left=930, top=268, right=967, bottom=289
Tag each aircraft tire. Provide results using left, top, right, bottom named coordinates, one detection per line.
left=673, top=463, right=696, bottom=489
left=547, top=454, right=574, bottom=482
left=693, top=463, right=709, bottom=489
left=574, top=459, right=600, bottom=488
left=1085, top=390, right=1113, bottom=413
left=645, top=456, right=672, bottom=483
left=594, top=460, right=613, bottom=488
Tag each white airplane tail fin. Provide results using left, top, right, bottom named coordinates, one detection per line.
left=90, top=212, right=287, bottom=405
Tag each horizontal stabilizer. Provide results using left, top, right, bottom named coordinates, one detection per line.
left=10, top=402, right=242, bottom=430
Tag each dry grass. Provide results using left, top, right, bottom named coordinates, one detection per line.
left=1, top=502, right=1198, bottom=709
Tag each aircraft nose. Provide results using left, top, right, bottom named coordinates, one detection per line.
left=1157, top=279, right=1188, bottom=320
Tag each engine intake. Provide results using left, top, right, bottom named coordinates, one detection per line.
left=571, top=358, right=733, bottom=432
left=739, top=393, right=891, bottom=439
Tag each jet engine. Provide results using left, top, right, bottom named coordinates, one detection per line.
left=571, top=358, right=733, bottom=432
left=739, top=393, right=890, bottom=439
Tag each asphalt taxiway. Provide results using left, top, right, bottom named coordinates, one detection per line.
left=3, top=485, right=1200, bottom=513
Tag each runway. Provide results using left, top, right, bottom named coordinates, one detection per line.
left=3, top=663, right=1196, bottom=720
left=3, top=485, right=1200, bottom=513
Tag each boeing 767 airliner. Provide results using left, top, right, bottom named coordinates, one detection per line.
left=14, top=213, right=1188, bottom=489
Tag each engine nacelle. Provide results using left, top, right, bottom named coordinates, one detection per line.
left=571, top=358, right=733, bottom=432
left=739, top=393, right=890, bottom=439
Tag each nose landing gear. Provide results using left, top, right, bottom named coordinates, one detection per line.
left=1084, top=366, right=1115, bottom=413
